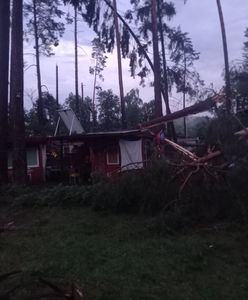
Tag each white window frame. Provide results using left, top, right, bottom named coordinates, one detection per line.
left=106, top=146, right=120, bottom=165
left=8, top=147, right=39, bottom=169
left=27, top=147, right=39, bottom=168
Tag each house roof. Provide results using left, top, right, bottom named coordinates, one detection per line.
left=47, top=128, right=153, bottom=142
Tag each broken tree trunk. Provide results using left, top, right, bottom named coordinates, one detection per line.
left=141, top=94, right=224, bottom=130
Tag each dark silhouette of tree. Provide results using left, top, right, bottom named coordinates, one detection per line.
left=97, top=89, right=121, bottom=131
left=24, top=0, right=65, bottom=125
left=113, top=0, right=126, bottom=128
left=244, top=28, right=248, bottom=65
left=73, top=4, right=80, bottom=115
left=141, top=100, right=155, bottom=123
left=64, top=93, right=93, bottom=132
left=125, top=89, right=143, bottom=128
left=229, top=29, right=248, bottom=112
left=10, top=0, right=27, bottom=184
left=216, top=0, right=231, bottom=113
left=89, top=37, right=107, bottom=128
left=25, top=92, right=60, bottom=135
left=151, top=0, right=162, bottom=118
left=0, top=0, right=10, bottom=184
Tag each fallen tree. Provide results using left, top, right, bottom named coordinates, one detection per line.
left=140, top=93, right=225, bottom=130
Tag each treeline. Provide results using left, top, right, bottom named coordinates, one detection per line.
left=25, top=88, right=157, bottom=135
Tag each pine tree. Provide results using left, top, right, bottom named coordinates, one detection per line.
left=24, top=0, right=65, bottom=126
left=216, top=0, right=231, bottom=113
left=0, top=0, right=10, bottom=184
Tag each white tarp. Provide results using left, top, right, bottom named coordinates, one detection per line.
left=58, top=109, right=84, bottom=135
left=119, top=139, right=143, bottom=171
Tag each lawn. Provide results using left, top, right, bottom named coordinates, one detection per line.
left=1, top=207, right=248, bottom=299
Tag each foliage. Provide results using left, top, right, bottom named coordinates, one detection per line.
left=64, top=93, right=93, bottom=132
left=124, top=89, right=143, bottom=128
left=0, top=184, right=91, bottom=208
left=97, top=89, right=121, bottom=131
left=230, top=65, right=248, bottom=112
left=89, top=37, right=108, bottom=81
left=2, top=143, right=248, bottom=225
left=24, top=0, right=65, bottom=57
left=141, top=100, right=155, bottom=122
left=244, top=28, right=248, bottom=64
left=25, top=92, right=60, bottom=136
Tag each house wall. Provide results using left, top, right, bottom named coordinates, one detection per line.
left=8, top=144, right=45, bottom=184
left=90, top=140, right=121, bottom=177
left=28, top=145, right=45, bottom=184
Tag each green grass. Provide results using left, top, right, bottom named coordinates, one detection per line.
left=1, top=207, right=248, bottom=299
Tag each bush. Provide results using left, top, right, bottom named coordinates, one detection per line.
left=2, top=152, right=248, bottom=229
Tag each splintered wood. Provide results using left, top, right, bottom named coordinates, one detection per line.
left=163, top=139, right=226, bottom=197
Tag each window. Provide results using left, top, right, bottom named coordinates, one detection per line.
left=27, top=147, right=39, bottom=167
left=106, top=145, right=119, bottom=165
left=8, top=147, right=39, bottom=168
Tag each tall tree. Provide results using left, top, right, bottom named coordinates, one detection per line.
left=151, top=0, right=163, bottom=118
left=157, top=0, right=177, bottom=140
left=74, top=4, right=80, bottom=115
left=24, top=0, right=65, bottom=126
left=113, top=0, right=127, bottom=128
left=89, top=37, right=107, bottom=128
left=10, top=0, right=27, bottom=184
left=216, top=0, right=231, bottom=113
left=0, top=0, right=10, bottom=184
left=63, top=0, right=83, bottom=116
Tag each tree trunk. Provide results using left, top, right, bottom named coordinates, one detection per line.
left=74, top=5, right=79, bottom=115
left=216, top=0, right=231, bottom=113
left=33, top=0, right=44, bottom=125
left=113, top=0, right=126, bottom=129
left=10, top=0, right=27, bottom=184
left=92, top=60, right=97, bottom=130
left=157, top=0, right=176, bottom=141
left=0, top=0, right=10, bottom=184
left=151, top=0, right=163, bottom=118
left=104, top=0, right=154, bottom=72
left=183, top=51, right=187, bottom=137
left=56, top=64, right=59, bottom=108
left=142, top=97, right=216, bottom=129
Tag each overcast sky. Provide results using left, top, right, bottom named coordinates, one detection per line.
left=24, top=0, right=248, bottom=111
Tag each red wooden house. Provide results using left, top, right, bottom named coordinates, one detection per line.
left=8, top=129, right=153, bottom=184
left=8, top=137, right=47, bottom=184
left=46, top=129, right=153, bottom=184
